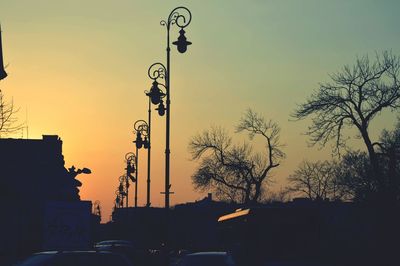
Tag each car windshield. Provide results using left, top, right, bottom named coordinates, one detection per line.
left=95, top=240, right=134, bottom=247
left=18, top=254, right=55, bottom=266
left=18, top=252, right=132, bottom=266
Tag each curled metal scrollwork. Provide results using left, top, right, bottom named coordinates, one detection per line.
left=117, top=177, right=128, bottom=195
left=147, top=62, right=167, bottom=82
left=134, top=120, right=149, bottom=136
left=125, top=152, right=136, bottom=162
left=161, top=6, right=192, bottom=29
left=145, top=62, right=167, bottom=99
left=119, top=175, right=127, bottom=183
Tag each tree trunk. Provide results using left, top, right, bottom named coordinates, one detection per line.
left=252, top=182, right=262, bottom=204
left=244, top=186, right=251, bottom=204
left=360, top=127, right=384, bottom=199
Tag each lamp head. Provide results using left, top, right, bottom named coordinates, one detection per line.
left=173, top=28, right=192, bottom=53
left=135, top=132, right=143, bottom=149
left=143, top=136, right=149, bottom=149
left=156, top=101, right=166, bottom=116
left=147, top=81, right=164, bottom=105
left=126, top=161, right=135, bottom=176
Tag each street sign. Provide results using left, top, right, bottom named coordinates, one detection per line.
left=43, top=201, right=92, bottom=250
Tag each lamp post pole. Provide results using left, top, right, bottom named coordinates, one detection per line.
left=145, top=7, right=192, bottom=262
left=134, top=145, right=138, bottom=207
left=117, top=175, right=127, bottom=208
left=124, top=152, right=136, bottom=208
left=126, top=174, right=130, bottom=208
left=146, top=97, right=151, bottom=207
left=161, top=5, right=192, bottom=216
left=116, top=181, right=124, bottom=208
left=133, top=119, right=150, bottom=208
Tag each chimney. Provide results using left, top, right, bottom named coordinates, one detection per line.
left=207, top=193, right=212, bottom=201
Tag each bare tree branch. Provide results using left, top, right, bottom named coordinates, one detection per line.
left=189, top=109, right=285, bottom=204
left=287, top=160, right=344, bottom=201
left=293, top=51, right=400, bottom=193
left=0, top=89, right=23, bottom=137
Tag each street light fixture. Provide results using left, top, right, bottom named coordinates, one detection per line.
left=160, top=5, right=192, bottom=210
left=172, top=28, right=192, bottom=53
left=125, top=152, right=136, bottom=183
left=123, top=152, right=136, bottom=208
left=145, top=63, right=167, bottom=207
left=115, top=152, right=137, bottom=209
left=115, top=175, right=128, bottom=208
left=146, top=62, right=167, bottom=117
left=133, top=120, right=149, bottom=207
left=148, top=6, right=192, bottom=258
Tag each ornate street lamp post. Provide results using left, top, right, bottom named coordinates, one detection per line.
left=146, top=6, right=192, bottom=259
left=115, top=175, right=128, bottom=208
left=147, top=6, right=192, bottom=209
left=133, top=120, right=149, bottom=207
left=124, top=152, right=136, bottom=207
left=146, top=62, right=167, bottom=115
left=145, top=62, right=167, bottom=208
left=162, top=5, right=192, bottom=213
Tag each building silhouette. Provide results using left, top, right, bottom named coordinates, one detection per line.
left=0, top=135, right=83, bottom=262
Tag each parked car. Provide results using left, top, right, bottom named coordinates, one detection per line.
left=17, top=250, right=133, bottom=266
left=262, top=262, right=334, bottom=266
left=94, top=240, right=145, bottom=265
left=176, top=252, right=236, bottom=266
left=94, top=240, right=136, bottom=254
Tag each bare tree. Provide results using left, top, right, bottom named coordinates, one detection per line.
left=334, top=150, right=375, bottom=202
left=189, top=109, right=285, bottom=204
left=293, top=51, right=400, bottom=195
left=0, top=89, right=22, bottom=137
left=330, top=120, right=400, bottom=202
left=287, top=160, right=345, bottom=200
left=263, top=187, right=292, bottom=203
left=362, top=120, right=400, bottom=202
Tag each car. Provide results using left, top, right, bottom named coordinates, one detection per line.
left=94, top=240, right=137, bottom=258
left=17, top=250, right=133, bottom=266
left=94, top=240, right=137, bottom=254
left=94, top=240, right=147, bottom=266
left=176, top=252, right=236, bottom=266
left=261, top=262, right=334, bottom=266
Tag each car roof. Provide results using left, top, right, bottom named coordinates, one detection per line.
left=34, top=250, right=118, bottom=255
left=187, top=252, right=229, bottom=256
left=96, top=240, right=134, bottom=245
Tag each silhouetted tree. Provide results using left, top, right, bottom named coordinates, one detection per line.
left=0, top=89, right=22, bottom=137
left=334, top=150, right=375, bottom=202
left=333, top=122, right=400, bottom=202
left=287, top=160, right=346, bottom=200
left=263, top=187, right=292, bottom=203
left=189, top=109, right=285, bottom=204
left=293, top=51, right=400, bottom=197
left=376, top=122, right=400, bottom=201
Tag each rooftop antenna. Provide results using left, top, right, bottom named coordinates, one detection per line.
left=25, top=107, right=29, bottom=139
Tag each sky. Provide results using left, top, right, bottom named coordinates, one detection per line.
left=0, top=0, right=399, bottom=222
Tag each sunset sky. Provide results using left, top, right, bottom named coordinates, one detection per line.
left=0, top=0, right=399, bottom=222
